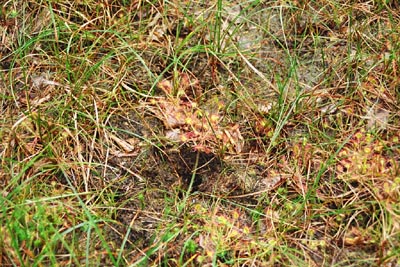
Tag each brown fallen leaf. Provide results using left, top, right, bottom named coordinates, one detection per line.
left=108, top=133, right=136, bottom=153
left=221, top=124, right=244, bottom=153
left=343, top=227, right=371, bottom=246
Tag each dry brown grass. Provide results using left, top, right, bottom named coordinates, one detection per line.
left=1, top=0, right=399, bottom=266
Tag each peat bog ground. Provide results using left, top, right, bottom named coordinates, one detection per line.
left=1, top=0, right=400, bottom=266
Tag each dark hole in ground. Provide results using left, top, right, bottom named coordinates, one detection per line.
left=157, top=144, right=222, bottom=192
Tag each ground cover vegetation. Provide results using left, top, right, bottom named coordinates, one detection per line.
left=0, top=0, right=399, bottom=266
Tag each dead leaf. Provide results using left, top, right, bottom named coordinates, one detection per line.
left=165, top=128, right=181, bottom=141
left=109, top=133, right=136, bottom=153
left=32, top=74, right=61, bottom=88
left=222, top=124, right=244, bottom=153
left=343, top=227, right=370, bottom=246
left=366, top=107, right=390, bottom=130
